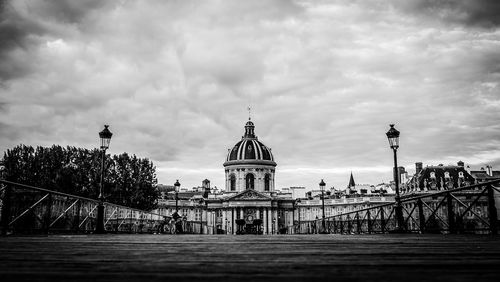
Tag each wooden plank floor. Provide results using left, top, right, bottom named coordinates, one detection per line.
left=1, top=234, right=500, bottom=281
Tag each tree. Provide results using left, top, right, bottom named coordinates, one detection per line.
left=2, top=144, right=159, bottom=211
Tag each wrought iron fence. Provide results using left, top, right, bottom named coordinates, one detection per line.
left=0, top=180, right=172, bottom=235
left=290, top=180, right=500, bottom=235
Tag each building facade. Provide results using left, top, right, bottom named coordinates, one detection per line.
left=155, top=119, right=295, bottom=234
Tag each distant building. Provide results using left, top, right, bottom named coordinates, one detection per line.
left=468, top=165, right=500, bottom=183
left=402, top=161, right=477, bottom=195
left=294, top=173, right=395, bottom=224
left=344, top=173, right=394, bottom=197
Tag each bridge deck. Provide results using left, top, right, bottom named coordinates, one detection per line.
left=1, top=234, right=499, bottom=281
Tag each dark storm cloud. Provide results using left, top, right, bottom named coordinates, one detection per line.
left=0, top=0, right=111, bottom=80
left=26, top=0, right=106, bottom=24
left=0, top=1, right=40, bottom=79
left=1, top=0, right=499, bottom=190
left=393, top=0, right=500, bottom=28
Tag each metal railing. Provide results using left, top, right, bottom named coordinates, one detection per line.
left=289, top=180, right=500, bottom=235
left=0, top=180, right=172, bottom=235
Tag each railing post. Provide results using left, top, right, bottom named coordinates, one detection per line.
left=96, top=202, right=105, bottom=234
left=340, top=216, right=344, bottom=234
left=347, top=215, right=352, bottom=234
left=139, top=212, right=144, bottom=233
left=73, top=200, right=81, bottom=233
left=487, top=184, right=498, bottom=235
left=129, top=210, right=133, bottom=233
left=367, top=210, right=372, bottom=234
left=446, top=192, right=456, bottom=234
left=380, top=206, right=385, bottom=234
left=356, top=212, right=361, bottom=234
left=417, top=199, right=425, bottom=234
left=43, top=194, right=53, bottom=234
left=115, top=208, right=119, bottom=233
left=1, top=184, right=12, bottom=235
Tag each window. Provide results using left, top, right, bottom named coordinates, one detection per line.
left=195, top=209, right=201, bottom=221
left=230, top=174, right=236, bottom=191
left=264, top=174, right=271, bottom=191
left=246, top=173, right=255, bottom=190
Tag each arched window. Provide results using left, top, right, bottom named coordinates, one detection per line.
left=230, top=174, right=236, bottom=191
left=264, top=174, right=271, bottom=191
left=246, top=174, right=255, bottom=190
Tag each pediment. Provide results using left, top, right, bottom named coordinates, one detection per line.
left=228, top=190, right=272, bottom=201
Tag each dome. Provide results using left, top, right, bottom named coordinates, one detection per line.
left=226, top=139, right=274, bottom=162
left=224, top=120, right=275, bottom=165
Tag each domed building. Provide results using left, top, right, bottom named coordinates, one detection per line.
left=224, top=119, right=276, bottom=193
left=155, top=118, right=295, bottom=235
left=210, top=119, right=294, bottom=234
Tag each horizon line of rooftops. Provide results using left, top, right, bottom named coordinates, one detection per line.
left=156, top=160, right=499, bottom=200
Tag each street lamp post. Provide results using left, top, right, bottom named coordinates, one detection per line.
left=296, top=199, right=302, bottom=234
left=386, top=124, right=405, bottom=232
left=96, top=125, right=112, bottom=234
left=199, top=198, right=204, bottom=235
left=174, top=180, right=180, bottom=212
left=319, top=179, right=326, bottom=233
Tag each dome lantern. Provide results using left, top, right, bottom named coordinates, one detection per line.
left=244, top=121, right=256, bottom=139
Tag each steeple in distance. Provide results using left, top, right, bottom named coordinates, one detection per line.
left=348, top=172, right=356, bottom=188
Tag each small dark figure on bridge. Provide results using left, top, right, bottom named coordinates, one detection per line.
left=171, top=212, right=184, bottom=234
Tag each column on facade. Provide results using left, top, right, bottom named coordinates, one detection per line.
left=202, top=208, right=206, bottom=234
left=226, top=208, right=233, bottom=234
left=213, top=210, right=217, bottom=235
left=264, top=207, right=268, bottom=234
left=208, top=210, right=212, bottom=235
left=268, top=208, right=272, bottom=234
left=232, top=208, right=236, bottom=235
left=273, top=208, right=278, bottom=234
left=270, top=208, right=273, bottom=234
left=285, top=210, right=289, bottom=231
left=222, top=209, right=226, bottom=234
left=207, top=210, right=212, bottom=235
left=229, top=209, right=232, bottom=234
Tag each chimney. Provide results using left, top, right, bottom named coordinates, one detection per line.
left=415, top=162, right=423, bottom=175
left=457, top=160, right=464, bottom=167
left=486, top=165, right=493, bottom=177
left=398, top=166, right=406, bottom=183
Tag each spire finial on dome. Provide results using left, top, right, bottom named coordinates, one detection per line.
left=248, top=105, right=251, bottom=121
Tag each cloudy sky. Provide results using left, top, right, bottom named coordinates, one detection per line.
left=1, top=0, right=499, bottom=192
